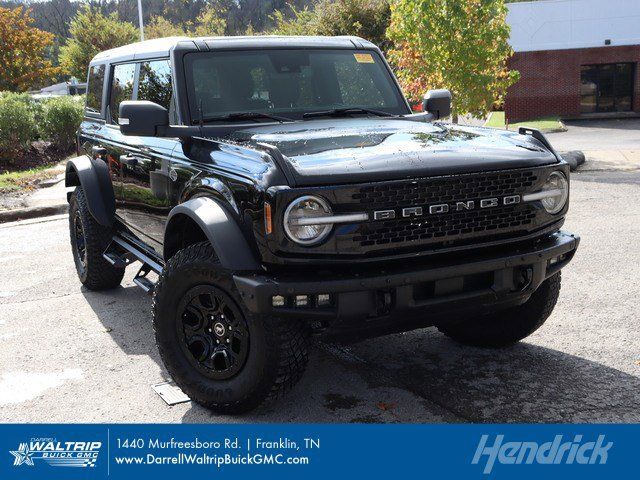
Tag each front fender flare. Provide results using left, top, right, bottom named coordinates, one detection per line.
left=165, top=197, right=261, bottom=272
left=65, top=155, right=115, bottom=226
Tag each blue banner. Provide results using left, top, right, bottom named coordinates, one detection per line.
left=0, top=424, right=636, bottom=479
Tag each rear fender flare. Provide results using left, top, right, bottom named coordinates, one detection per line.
left=164, top=197, right=261, bottom=272
left=65, top=155, right=115, bottom=226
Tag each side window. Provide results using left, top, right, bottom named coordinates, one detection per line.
left=86, top=64, right=105, bottom=115
left=108, top=63, right=136, bottom=124
left=138, top=60, right=173, bottom=110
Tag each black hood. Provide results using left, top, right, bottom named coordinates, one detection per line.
left=231, top=118, right=558, bottom=186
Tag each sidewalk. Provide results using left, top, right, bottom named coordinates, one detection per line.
left=0, top=172, right=68, bottom=223
left=577, top=150, right=640, bottom=172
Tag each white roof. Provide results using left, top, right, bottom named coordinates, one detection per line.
left=90, top=37, right=189, bottom=63
left=89, top=35, right=372, bottom=65
left=507, top=0, right=640, bottom=52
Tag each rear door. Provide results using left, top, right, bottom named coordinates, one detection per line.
left=77, top=64, right=121, bottom=195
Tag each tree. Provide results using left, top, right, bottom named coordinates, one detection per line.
left=0, top=6, right=60, bottom=91
left=146, top=4, right=227, bottom=39
left=269, top=0, right=391, bottom=50
left=58, top=5, right=138, bottom=79
left=145, top=15, right=189, bottom=39
left=269, top=6, right=318, bottom=36
left=315, top=0, right=391, bottom=51
left=192, top=4, right=228, bottom=36
left=387, top=0, right=519, bottom=120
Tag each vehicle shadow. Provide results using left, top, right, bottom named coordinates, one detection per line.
left=344, top=328, right=640, bottom=423
left=81, top=284, right=165, bottom=368
left=81, top=286, right=640, bottom=423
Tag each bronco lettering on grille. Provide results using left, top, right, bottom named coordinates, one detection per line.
left=372, top=195, right=521, bottom=221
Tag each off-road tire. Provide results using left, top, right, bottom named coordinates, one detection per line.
left=437, top=272, right=561, bottom=347
left=68, top=187, right=125, bottom=290
left=153, top=242, right=309, bottom=414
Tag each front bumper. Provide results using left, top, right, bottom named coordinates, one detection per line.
left=234, top=231, right=579, bottom=322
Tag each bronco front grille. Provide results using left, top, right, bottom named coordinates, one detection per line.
left=350, top=170, right=539, bottom=248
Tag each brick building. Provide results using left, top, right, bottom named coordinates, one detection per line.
left=505, top=0, right=640, bottom=122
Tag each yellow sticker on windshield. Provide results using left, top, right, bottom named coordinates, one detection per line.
left=354, top=53, right=375, bottom=64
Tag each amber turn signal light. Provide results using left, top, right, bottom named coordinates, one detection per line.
left=264, top=202, right=273, bottom=235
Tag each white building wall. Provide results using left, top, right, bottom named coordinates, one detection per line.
left=507, top=0, right=640, bottom=52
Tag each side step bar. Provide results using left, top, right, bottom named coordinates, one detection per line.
left=103, top=235, right=164, bottom=294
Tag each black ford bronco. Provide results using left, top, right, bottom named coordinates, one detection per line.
left=66, top=36, right=579, bottom=413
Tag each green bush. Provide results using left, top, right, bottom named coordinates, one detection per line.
left=0, top=92, right=38, bottom=162
left=40, top=96, right=84, bottom=151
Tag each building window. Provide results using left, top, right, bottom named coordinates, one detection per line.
left=580, top=63, right=635, bottom=114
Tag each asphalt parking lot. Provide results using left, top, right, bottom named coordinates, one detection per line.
left=0, top=128, right=639, bottom=423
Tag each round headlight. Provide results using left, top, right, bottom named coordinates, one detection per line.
left=284, top=196, right=333, bottom=245
left=540, top=171, right=569, bottom=214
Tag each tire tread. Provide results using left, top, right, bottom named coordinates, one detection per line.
left=152, top=242, right=308, bottom=414
left=69, top=188, right=124, bottom=290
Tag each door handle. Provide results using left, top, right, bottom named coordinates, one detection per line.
left=119, top=154, right=138, bottom=166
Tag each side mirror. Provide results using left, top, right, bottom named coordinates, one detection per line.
left=118, top=100, right=169, bottom=136
left=422, top=89, right=451, bottom=120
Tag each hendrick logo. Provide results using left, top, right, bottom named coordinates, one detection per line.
left=9, top=438, right=101, bottom=468
left=373, top=195, right=520, bottom=221
left=472, top=434, right=613, bottom=474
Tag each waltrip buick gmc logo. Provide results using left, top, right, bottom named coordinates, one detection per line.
left=373, top=195, right=521, bottom=221
left=9, top=438, right=101, bottom=468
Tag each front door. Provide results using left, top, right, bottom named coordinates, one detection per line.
left=119, top=139, right=175, bottom=250
left=118, top=59, right=177, bottom=250
left=104, top=59, right=177, bottom=252
left=580, top=63, right=635, bottom=114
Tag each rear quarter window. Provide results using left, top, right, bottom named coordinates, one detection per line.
left=86, top=64, right=105, bottom=115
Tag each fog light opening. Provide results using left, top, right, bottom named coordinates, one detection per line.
left=317, top=294, right=331, bottom=307
left=272, top=295, right=286, bottom=307
left=549, top=253, right=566, bottom=266
left=295, top=295, right=309, bottom=307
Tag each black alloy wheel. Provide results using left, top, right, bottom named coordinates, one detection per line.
left=72, top=210, right=88, bottom=273
left=177, top=285, right=250, bottom=380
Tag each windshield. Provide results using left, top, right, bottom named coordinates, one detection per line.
left=183, top=49, right=408, bottom=123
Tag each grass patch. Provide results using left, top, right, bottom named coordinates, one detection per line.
left=485, top=111, right=566, bottom=133
left=0, top=165, right=58, bottom=192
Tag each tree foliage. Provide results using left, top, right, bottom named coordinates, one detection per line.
left=145, top=15, right=189, bottom=38
left=387, top=0, right=519, bottom=118
left=0, top=6, right=60, bottom=91
left=146, top=3, right=227, bottom=39
left=0, top=92, right=38, bottom=162
left=192, top=4, right=228, bottom=36
left=40, top=96, right=84, bottom=151
left=270, top=0, right=391, bottom=50
left=58, top=5, right=138, bottom=79
left=270, top=6, right=318, bottom=36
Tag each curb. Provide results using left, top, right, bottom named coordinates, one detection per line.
left=483, top=112, right=568, bottom=133
left=0, top=203, right=67, bottom=224
left=559, top=151, right=586, bottom=171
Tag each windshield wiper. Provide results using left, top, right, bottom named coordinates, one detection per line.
left=200, top=112, right=290, bottom=123
left=302, top=107, right=397, bottom=119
